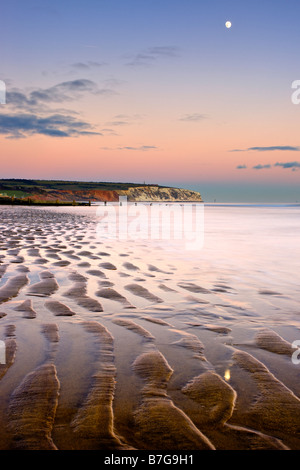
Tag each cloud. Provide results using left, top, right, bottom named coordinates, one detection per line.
left=71, top=61, right=107, bottom=70
left=235, top=161, right=300, bottom=172
left=126, top=53, right=155, bottom=67
left=118, top=145, right=157, bottom=151
left=101, top=145, right=158, bottom=151
left=250, top=146, right=300, bottom=152
left=6, top=79, right=116, bottom=112
left=252, top=164, right=271, bottom=170
left=126, top=46, right=179, bottom=66
left=105, top=121, right=129, bottom=127
left=104, top=114, right=143, bottom=127
left=147, top=46, right=179, bottom=57
left=230, top=146, right=300, bottom=152
left=274, top=161, right=300, bottom=169
left=103, top=78, right=126, bottom=88
left=100, top=128, right=119, bottom=136
left=30, top=79, right=114, bottom=103
left=38, top=79, right=97, bottom=103
left=0, top=113, right=102, bottom=139
left=1, top=80, right=116, bottom=139
left=5, top=91, right=33, bottom=109
left=179, top=113, right=208, bottom=122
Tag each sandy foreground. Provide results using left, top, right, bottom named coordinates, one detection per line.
left=0, top=205, right=300, bottom=450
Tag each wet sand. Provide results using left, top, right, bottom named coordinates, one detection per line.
left=0, top=205, right=300, bottom=450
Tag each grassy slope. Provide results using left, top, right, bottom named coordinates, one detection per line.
left=0, top=179, right=164, bottom=194
left=0, top=189, right=31, bottom=198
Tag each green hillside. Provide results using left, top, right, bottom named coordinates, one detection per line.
left=0, top=178, right=163, bottom=194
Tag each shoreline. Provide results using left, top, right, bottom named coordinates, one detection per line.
left=0, top=198, right=91, bottom=206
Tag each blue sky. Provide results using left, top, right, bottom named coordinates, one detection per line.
left=1, top=0, right=300, bottom=201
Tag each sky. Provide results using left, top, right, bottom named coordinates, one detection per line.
left=1, top=0, right=300, bottom=202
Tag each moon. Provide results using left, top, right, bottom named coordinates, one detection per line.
left=225, top=21, right=232, bottom=29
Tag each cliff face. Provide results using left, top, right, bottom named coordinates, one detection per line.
left=19, top=186, right=202, bottom=203
left=119, top=186, right=203, bottom=202
left=28, top=189, right=120, bottom=202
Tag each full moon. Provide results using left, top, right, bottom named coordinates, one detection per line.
left=225, top=21, right=232, bottom=29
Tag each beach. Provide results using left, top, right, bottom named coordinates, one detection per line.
left=0, top=203, right=299, bottom=450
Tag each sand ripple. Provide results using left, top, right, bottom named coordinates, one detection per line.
left=14, top=299, right=37, bottom=319
left=183, top=372, right=236, bottom=426
left=255, top=328, right=295, bottom=356
left=125, top=283, right=163, bottom=303
left=64, top=279, right=103, bottom=312
left=8, top=364, right=60, bottom=450
left=96, top=288, right=131, bottom=307
left=70, top=321, right=129, bottom=449
left=112, top=318, right=154, bottom=340
left=45, top=300, right=77, bottom=317
left=132, top=350, right=215, bottom=450
left=233, top=349, right=300, bottom=435
left=0, top=274, right=29, bottom=303
left=28, top=271, right=58, bottom=297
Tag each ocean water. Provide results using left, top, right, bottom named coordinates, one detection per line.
left=187, top=204, right=300, bottom=324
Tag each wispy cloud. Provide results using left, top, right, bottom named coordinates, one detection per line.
left=0, top=113, right=102, bottom=139
left=274, top=161, right=300, bottom=169
left=100, top=128, right=120, bottom=136
left=105, top=114, right=144, bottom=127
left=250, top=146, right=300, bottom=152
left=71, top=61, right=107, bottom=70
left=101, top=145, right=158, bottom=151
left=0, top=79, right=115, bottom=139
left=230, top=146, right=300, bottom=152
left=147, top=46, right=179, bottom=57
left=253, top=164, right=272, bottom=170
left=6, top=79, right=116, bottom=112
left=126, top=46, right=179, bottom=67
left=236, top=161, right=300, bottom=171
left=118, top=145, right=157, bottom=151
left=179, top=113, right=208, bottom=122
left=105, top=121, right=129, bottom=127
